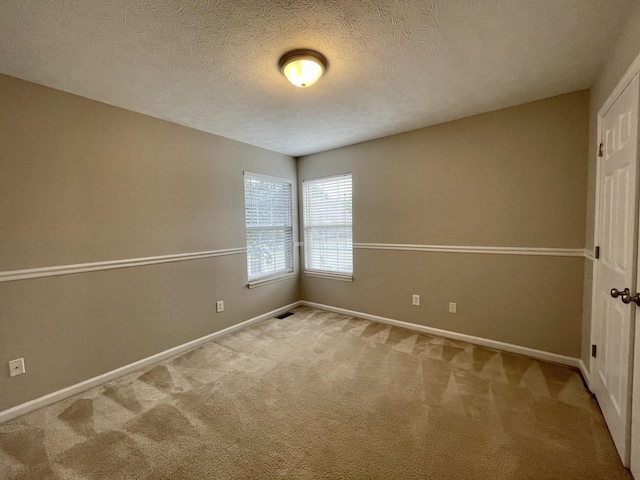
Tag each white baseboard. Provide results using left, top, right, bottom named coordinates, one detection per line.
left=0, top=301, right=302, bottom=424
left=578, top=359, right=591, bottom=389
left=300, top=301, right=582, bottom=369
left=1, top=300, right=584, bottom=424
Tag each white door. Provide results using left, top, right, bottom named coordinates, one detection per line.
left=633, top=102, right=640, bottom=477
left=592, top=73, right=639, bottom=468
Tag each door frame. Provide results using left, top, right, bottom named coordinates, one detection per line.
left=590, top=51, right=640, bottom=470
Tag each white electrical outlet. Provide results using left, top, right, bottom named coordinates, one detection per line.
left=216, top=300, right=224, bottom=313
left=449, top=302, right=457, bottom=314
left=9, top=358, right=25, bottom=377
left=412, top=294, right=420, bottom=306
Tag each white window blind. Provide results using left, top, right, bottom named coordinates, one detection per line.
left=244, top=173, right=293, bottom=282
left=303, top=173, right=353, bottom=277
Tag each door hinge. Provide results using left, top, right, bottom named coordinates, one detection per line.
left=591, top=344, right=597, bottom=358
left=598, top=143, right=604, bottom=157
left=595, top=246, right=600, bottom=259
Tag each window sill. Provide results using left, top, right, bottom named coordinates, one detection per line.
left=304, top=271, right=353, bottom=282
left=247, top=272, right=295, bottom=289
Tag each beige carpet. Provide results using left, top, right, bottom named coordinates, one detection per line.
left=0, top=306, right=632, bottom=479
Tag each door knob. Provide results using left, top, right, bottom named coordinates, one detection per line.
left=611, top=288, right=640, bottom=306
left=611, top=288, right=629, bottom=299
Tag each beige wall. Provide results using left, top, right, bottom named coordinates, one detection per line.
left=0, top=72, right=596, bottom=412
left=0, top=74, right=298, bottom=411
left=582, top=2, right=640, bottom=366
left=298, top=91, right=590, bottom=358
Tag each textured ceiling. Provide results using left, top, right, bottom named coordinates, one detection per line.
left=0, top=0, right=633, bottom=156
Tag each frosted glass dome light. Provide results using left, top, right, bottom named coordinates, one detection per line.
left=279, top=50, right=328, bottom=88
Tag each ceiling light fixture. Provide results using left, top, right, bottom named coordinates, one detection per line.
left=279, top=50, right=327, bottom=88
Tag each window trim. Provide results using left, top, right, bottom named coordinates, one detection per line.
left=243, top=171, right=294, bottom=285
left=247, top=272, right=296, bottom=289
left=302, top=172, right=353, bottom=281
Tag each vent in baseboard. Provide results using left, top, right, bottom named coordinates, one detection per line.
left=275, top=312, right=294, bottom=320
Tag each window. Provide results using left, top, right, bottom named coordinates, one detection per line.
left=244, top=172, right=293, bottom=285
left=302, top=173, right=353, bottom=279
